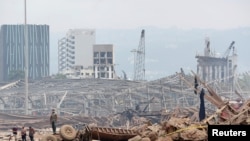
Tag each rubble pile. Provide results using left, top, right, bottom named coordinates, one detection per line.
left=1, top=72, right=250, bottom=141
left=127, top=99, right=250, bottom=141
left=129, top=117, right=207, bottom=141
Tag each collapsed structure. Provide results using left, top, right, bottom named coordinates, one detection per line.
left=196, top=37, right=237, bottom=84
left=0, top=39, right=250, bottom=141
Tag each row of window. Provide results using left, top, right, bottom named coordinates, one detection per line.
left=94, top=66, right=114, bottom=71
left=66, top=44, right=75, bottom=49
left=66, top=39, right=75, bottom=44
left=94, top=59, right=113, bottom=64
left=66, top=72, right=114, bottom=79
left=62, top=58, right=113, bottom=65
left=66, top=49, right=75, bottom=54
left=94, top=52, right=112, bottom=57
left=98, top=72, right=113, bottom=78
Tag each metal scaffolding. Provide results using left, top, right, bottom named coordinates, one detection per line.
left=132, top=29, right=145, bottom=81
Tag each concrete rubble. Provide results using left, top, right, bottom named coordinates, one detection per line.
left=0, top=71, right=250, bottom=140
left=1, top=97, right=249, bottom=141
left=71, top=97, right=249, bottom=141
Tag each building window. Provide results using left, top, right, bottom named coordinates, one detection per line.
left=107, top=59, right=112, bottom=64
left=100, top=66, right=105, bottom=71
left=101, top=72, right=105, bottom=78
left=100, top=59, right=106, bottom=64
left=100, top=52, right=106, bottom=57
left=107, top=52, right=112, bottom=57
left=94, top=52, right=99, bottom=57
left=94, top=59, right=99, bottom=64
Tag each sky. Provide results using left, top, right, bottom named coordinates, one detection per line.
left=1, top=0, right=250, bottom=30
left=1, top=0, right=250, bottom=80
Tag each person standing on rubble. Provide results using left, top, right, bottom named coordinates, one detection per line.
left=50, top=109, right=57, bottom=134
left=194, top=76, right=206, bottom=121
left=21, top=126, right=26, bottom=141
left=28, top=126, right=35, bottom=141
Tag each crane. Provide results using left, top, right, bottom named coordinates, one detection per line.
left=131, top=29, right=145, bottom=81
left=223, top=41, right=235, bottom=59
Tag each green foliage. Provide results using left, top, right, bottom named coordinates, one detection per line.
left=8, top=70, right=25, bottom=81
left=54, top=73, right=67, bottom=79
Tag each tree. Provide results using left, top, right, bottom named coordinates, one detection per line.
left=53, top=73, right=67, bottom=79
left=8, top=70, right=25, bottom=81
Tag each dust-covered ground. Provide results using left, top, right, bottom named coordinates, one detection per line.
left=0, top=127, right=59, bottom=141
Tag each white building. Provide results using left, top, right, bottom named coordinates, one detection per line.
left=63, top=65, right=94, bottom=79
left=58, top=29, right=95, bottom=74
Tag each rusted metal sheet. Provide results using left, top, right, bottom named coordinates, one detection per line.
left=90, top=126, right=137, bottom=141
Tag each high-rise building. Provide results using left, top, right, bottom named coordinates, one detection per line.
left=93, top=44, right=115, bottom=79
left=58, top=29, right=95, bottom=74
left=0, top=24, right=50, bottom=82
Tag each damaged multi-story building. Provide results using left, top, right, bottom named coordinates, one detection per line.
left=58, top=29, right=116, bottom=79
left=93, top=44, right=115, bottom=79
left=195, top=37, right=237, bottom=84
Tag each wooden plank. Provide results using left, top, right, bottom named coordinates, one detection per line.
left=202, top=105, right=227, bottom=123
left=177, top=72, right=224, bottom=108
left=190, top=70, right=224, bottom=104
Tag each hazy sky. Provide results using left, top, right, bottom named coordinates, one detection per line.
left=1, top=0, right=250, bottom=80
left=1, top=0, right=250, bottom=31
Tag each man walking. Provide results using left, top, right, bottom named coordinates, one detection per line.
left=50, top=109, right=57, bottom=134
left=21, top=126, right=26, bottom=141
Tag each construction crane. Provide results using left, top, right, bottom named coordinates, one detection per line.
left=131, top=29, right=145, bottom=81
left=223, top=41, right=235, bottom=59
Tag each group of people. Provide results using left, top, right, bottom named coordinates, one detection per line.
left=11, top=109, right=58, bottom=141
left=11, top=126, right=35, bottom=141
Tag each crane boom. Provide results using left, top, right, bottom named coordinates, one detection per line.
left=223, top=41, right=235, bottom=58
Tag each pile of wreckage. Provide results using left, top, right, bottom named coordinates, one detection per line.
left=39, top=97, right=250, bottom=141
left=0, top=73, right=249, bottom=141
left=37, top=74, right=250, bottom=141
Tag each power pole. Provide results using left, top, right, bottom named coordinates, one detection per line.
left=24, top=0, right=29, bottom=115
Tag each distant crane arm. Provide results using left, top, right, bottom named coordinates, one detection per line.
left=223, top=41, right=235, bottom=58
